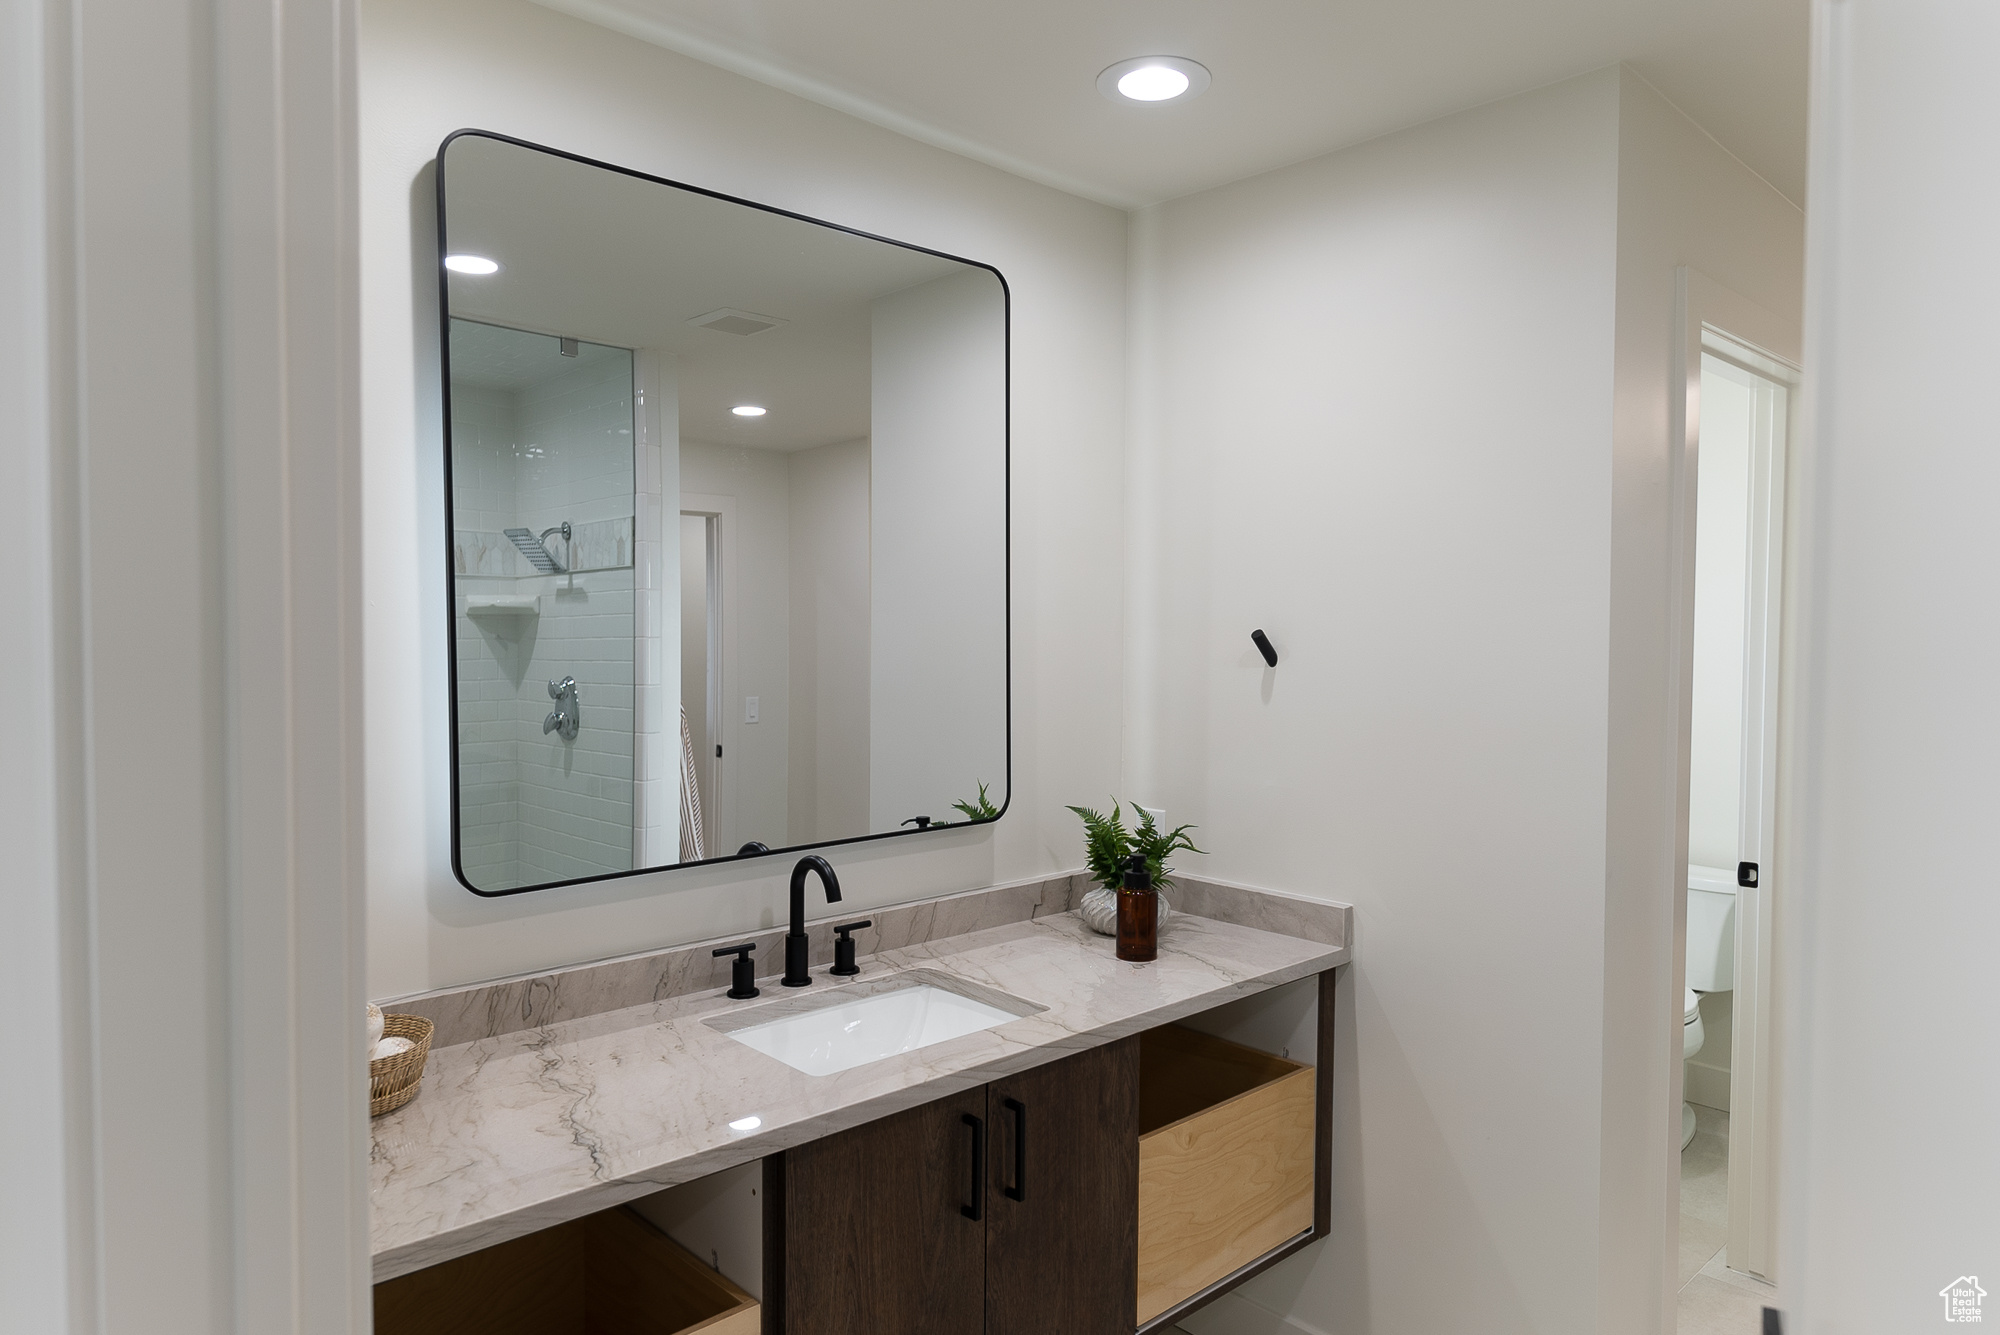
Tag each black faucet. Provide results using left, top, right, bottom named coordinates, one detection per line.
left=783, top=855, right=842, bottom=987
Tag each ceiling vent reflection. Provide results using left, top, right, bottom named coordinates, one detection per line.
left=688, top=307, right=788, bottom=336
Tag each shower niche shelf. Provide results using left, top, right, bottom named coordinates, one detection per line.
left=464, top=594, right=541, bottom=621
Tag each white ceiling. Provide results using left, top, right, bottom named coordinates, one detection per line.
left=442, top=133, right=979, bottom=450
left=537, top=0, right=1806, bottom=208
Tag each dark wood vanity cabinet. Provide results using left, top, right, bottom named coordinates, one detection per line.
left=771, top=1085, right=988, bottom=1335
left=983, top=1039, right=1141, bottom=1333
left=767, top=1038, right=1140, bottom=1335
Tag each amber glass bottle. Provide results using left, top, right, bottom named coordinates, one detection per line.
left=1116, top=852, right=1158, bottom=962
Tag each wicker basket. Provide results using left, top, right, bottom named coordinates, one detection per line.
left=369, top=1014, right=434, bottom=1117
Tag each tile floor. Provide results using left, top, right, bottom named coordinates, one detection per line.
left=1678, top=1104, right=1780, bottom=1333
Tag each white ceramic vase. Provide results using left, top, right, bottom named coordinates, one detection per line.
left=1078, top=885, right=1172, bottom=937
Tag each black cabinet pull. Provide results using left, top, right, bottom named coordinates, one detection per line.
left=1003, top=1097, right=1026, bottom=1202
left=961, top=1113, right=984, bottom=1221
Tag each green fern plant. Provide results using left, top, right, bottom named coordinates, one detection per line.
left=951, top=781, right=1001, bottom=822
left=1067, top=800, right=1133, bottom=892
left=1066, top=799, right=1205, bottom=893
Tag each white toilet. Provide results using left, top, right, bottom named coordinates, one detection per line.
left=1682, top=864, right=1738, bottom=1150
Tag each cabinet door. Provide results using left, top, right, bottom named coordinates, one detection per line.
left=984, top=1038, right=1141, bottom=1334
left=777, top=1087, right=987, bottom=1335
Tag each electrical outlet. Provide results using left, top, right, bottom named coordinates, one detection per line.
left=1137, top=804, right=1165, bottom=827
left=745, top=696, right=759, bottom=724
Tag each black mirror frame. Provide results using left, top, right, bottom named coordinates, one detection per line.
left=436, top=128, right=1011, bottom=897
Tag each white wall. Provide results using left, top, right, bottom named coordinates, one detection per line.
left=788, top=438, right=872, bottom=843
left=869, top=268, right=1010, bottom=830
left=1136, top=72, right=1621, bottom=1335
left=360, top=0, right=1126, bottom=998
left=1782, top=2, right=2000, bottom=1329
left=1134, top=69, right=1800, bottom=1335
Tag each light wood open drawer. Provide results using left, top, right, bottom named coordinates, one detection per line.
left=374, top=1204, right=759, bottom=1335
left=1136, top=1024, right=1317, bottom=1325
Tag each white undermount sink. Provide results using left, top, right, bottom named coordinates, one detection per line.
left=707, top=969, right=1042, bottom=1077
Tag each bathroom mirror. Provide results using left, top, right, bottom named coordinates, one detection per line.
left=438, top=131, right=1008, bottom=896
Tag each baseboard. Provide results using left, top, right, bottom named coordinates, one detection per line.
left=1685, top=1059, right=1733, bottom=1112
left=1176, top=1290, right=1330, bottom=1335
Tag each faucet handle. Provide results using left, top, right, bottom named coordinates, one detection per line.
left=713, top=942, right=759, bottom=1000
left=830, top=920, right=873, bottom=976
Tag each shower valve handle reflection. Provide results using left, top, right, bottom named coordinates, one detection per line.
left=544, top=677, right=579, bottom=740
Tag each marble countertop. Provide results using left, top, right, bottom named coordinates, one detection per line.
left=369, top=910, right=1347, bottom=1281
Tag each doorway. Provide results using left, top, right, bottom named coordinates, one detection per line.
left=680, top=511, right=721, bottom=859
left=1673, top=299, right=1797, bottom=1328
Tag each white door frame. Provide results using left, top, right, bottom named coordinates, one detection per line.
left=2, top=1, right=369, bottom=1331
left=1672, top=268, right=1801, bottom=1286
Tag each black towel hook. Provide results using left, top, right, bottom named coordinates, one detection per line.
left=1251, top=629, right=1278, bottom=667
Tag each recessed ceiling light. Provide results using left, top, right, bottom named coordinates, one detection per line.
left=1098, top=56, right=1210, bottom=105
left=732, top=404, right=767, bottom=417
left=1121, top=66, right=1186, bottom=100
